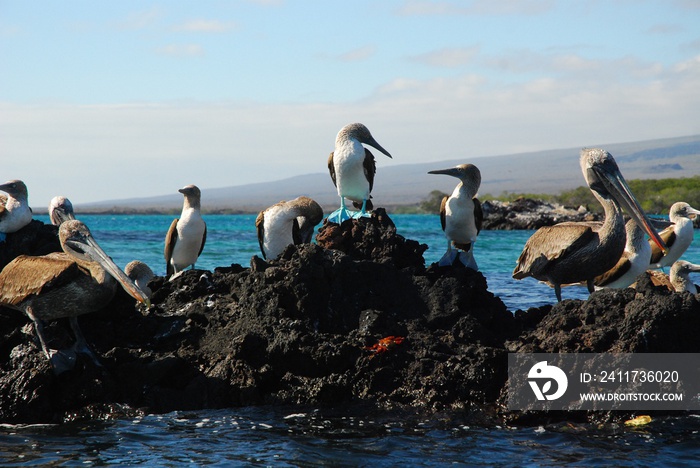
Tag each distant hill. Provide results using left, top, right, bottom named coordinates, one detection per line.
left=79, top=134, right=700, bottom=213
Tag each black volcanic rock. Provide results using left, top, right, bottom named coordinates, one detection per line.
left=0, top=211, right=699, bottom=426
left=0, top=220, right=60, bottom=270
left=481, top=198, right=601, bottom=230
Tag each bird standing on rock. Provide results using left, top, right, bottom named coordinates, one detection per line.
left=428, top=164, right=483, bottom=269
left=512, top=148, right=667, bottom=302
left=48, top=196, right=76, bottom=226
left=670, top=260, right=700, bottom=294
left=125, top=260, right=155, bottom=299
left=0, top=220, right=150, bottom=373
left=256, top=196, right=324, bottom=260
left=327, top=123, right=392, bottom=223
left=164, top=185, right=207, bottom=280
left=0, top=180, right=32, bottom=242
left=649, top=202, right=700, bottom=270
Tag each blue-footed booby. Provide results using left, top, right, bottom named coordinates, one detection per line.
left=428, top=164, right=483, bottom=269
left=256, top=196, right=323, bottom=260
left=512, top=148, right=667, bottom=302
left=125, top=260, right=155, bottom=299
left=592, top=219, right=651, bottom=290
left=648, top=202, right=700, bottom=269
left=327, top=123, right=392, bottom=223
left=164, top=184, right=207, bottom=280
left=0, top=220, right=150, bottom=373
left=670, top=260, right=700, bottom=293
left=0, top=180, right=32, bottom=241
left=49, top=196, right=76, bottom=226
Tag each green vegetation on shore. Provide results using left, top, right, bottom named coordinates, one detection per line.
left=405, top=176, right=700, bottom=215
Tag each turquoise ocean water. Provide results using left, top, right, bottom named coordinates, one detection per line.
left=1, top=214, right=699, bottom=466
left=34, top=213, right=700, bottom=311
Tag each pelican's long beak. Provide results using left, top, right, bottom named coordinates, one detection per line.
left=596, top=164, right=667, bottom=254
left=428, top=167, right=461, bottom=178
left=67, top=233, right=151, bottom=307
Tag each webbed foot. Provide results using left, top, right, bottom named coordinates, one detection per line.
left=328, top=207, right=353, bottom=224
left=48, top=348, right=78, bottom=375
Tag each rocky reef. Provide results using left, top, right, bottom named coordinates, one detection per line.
left=481, top=198, right=601, bottom=230
left=0, top=209, right=698, bottom=425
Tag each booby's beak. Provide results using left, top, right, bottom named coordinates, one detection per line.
left=594, top=163, right=668, bottom=255
left=428, top=167, right=461, bottom=178
left=65, top=230, right=152, bottom=307
left=685, top=262, right=700, bottom=273
left=366, top=136, right=392, bottom=159
left=687, top=206, right=700, bottom=220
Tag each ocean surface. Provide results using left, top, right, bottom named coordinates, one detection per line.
left=1, top=214, right=699, bottom=466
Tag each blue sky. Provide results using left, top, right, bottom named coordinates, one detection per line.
left=1, top=0, right=699, bottom=205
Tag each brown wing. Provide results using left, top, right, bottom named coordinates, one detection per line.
left=439, top=196, right=448, bottom=231
left=0, top=194, right=6, bottom=220
left=513, top=224, right=595, bottom=279
left=198, top=223, right=207, bottom=257
left=0, top=254, right=81, bottom=306
left=164, top=218, right=179, bottom=277
left=473, top=197, right=483, bottom=234
left=327, top=152, right=337, bottom=187
left=649, top=225, right=676, bottom=265
left=594, top=252, right=631, bottom=287
left=363, top=148, right=377, bottom=193
left=255, top=210, right=266, bottom=259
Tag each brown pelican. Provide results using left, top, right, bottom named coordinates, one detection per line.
left=0, top=180, right=32, bottom=241
left=164, top=185, right=207, bottom=279
left=255, top=196, right=323, bottom=260
left=670, top=260, right=700, bottom=293
left=49, top=196, right=76, bottom=226
left=649, top=202, right=700, bottom=269
left=327, top=123, right=392, bottom=223
left=427, top=164, right=483, bottom=269
left=125, top=260, right=155, bottom=299
left=0, top=220, right=150, bottom=372
left=592, top=219, right=651, bottom=290
left=512, top=148, right=667, bottom=302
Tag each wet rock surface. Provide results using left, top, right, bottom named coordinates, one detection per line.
left=481, top=198, right=601, bottom=230
left=0, top=210, right=698, bottom=425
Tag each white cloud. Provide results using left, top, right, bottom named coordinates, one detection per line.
left=409, top=47, right=480, bottom=68
left=397, top=0, right=554, bottom=16
left=338, top=46, right=376, bottom=62
left=645, top=23, right=684, bottom=35
left=173, top=19, right=238, bottom=33
left=246, top=0, right=285, bottom=6
left=117, top=7, right=163, bottom=30
left=2, top=53, right=699, bottom=205
left=155, top=44, right=205, bottom=57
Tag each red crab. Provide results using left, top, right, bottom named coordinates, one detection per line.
left=364, top=336, right=405, bottom=357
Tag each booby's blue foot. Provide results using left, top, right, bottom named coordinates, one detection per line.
left=437, top=249, right=459, bottom=267
left=0, top=233, right=6, bottom=243
left=437, top=249, right=478, bottom=270
left=328, top=207, right=353, bottom=224
left=351, top=210, right=371, bottom=219
left=457, top=250, right=479, bottom=271
left=48, top=349, right=78, bottom=375
left=351, top=199, right=372, bottom=219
